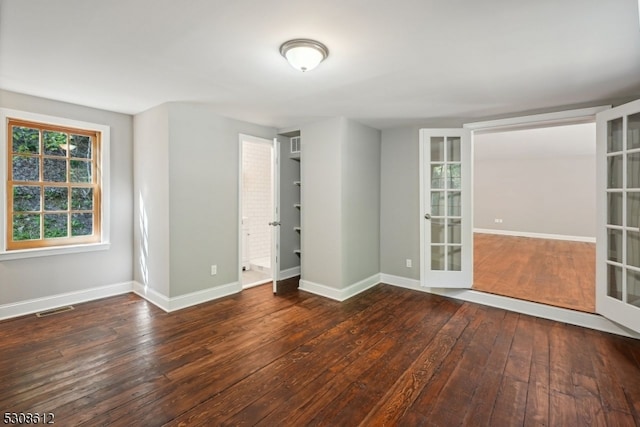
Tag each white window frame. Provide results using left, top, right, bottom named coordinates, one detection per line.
left=0, top=108, right=110, bottom=260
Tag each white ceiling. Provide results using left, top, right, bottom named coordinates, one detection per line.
left=1, top=0, right=639, bottom=130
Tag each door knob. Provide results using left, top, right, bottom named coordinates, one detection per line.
left=269, top=221, right=281, bottom=226
left=424, top=214, right=431, bottom=220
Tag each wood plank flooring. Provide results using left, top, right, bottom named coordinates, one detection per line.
left=473, top=233, right=596, bottom=313
left=2, top=284, right=639, bottom=426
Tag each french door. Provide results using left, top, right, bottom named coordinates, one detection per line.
left=596, top=99, right=640, bottom=333
left=420, top=129, right=472, bottom=288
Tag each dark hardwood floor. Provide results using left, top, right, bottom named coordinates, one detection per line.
left=473, top=233, right=596, bottom=313
left=1, top=284, right=639, bottom=426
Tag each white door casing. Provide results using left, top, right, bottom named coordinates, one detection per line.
left=271, top=137, right=281, bottom=293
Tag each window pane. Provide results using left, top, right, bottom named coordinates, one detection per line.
left=44, top=187, right=68, bottom=211
left=629, top=193, right=640, bottom=229
left=13, top=185, right=41, bottom=212
left=448, top=191, right=461, bottom=216
left=431, top=164, right=444, bottom=189
left=431, top=137, right=444, bottom=162
left=608, top=192, right=623, bottom=226
left=628, top=231, right=640, bottom=269
left=12, top=155, right=39, bottom=181
left=43, top=130, right=67, bottom=156
left=44, top=214, right=68, bottom=238
left=628, top=112, right=640, bottom=150
left=608, top=228, right=622, bottom=263
left=431, top=246, right=445, bottom=270
left=607, top=118, right=623, bottom=153
left=70, top=135, right=92, bottom=159
left=71, top=213, right=93, bottom=236
left=628, top=270, right=640, bottom=308
left=12, top=126, right=39, bottom=154
left=628, top=153, right=640, bottom=189
left=431, top=219, right=445, bottom=244
left=448, top=246, right=461, bottom=271
left=13, top=214, right=40, bottom=241
left=71, top=188, right=93, bottom=210
left=448, top=137, right=461, bottom=162
left=448, top=219, right=461, bottom=244
left=70, top=160, right=92, bottom=183
left=43, top=158, right=67, bottom=182
left=607, top=264, right=623, bottom=300
left=431, top=191, right=445, bottom=216
left=447, top=164, right=461, bottom=189
left=608, top=155, right=623, bottom=189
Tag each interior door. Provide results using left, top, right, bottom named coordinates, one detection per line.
left=420, top=129, right=472, bottom=288
left=270, top=137, right=281, bottom=293
left=596, top=99, right=640, bottom=333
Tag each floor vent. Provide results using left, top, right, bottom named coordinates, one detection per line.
left=36, top=306, right=74, bottom=317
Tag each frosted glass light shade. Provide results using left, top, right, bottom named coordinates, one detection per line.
left=280, top=39, right=329, bottom=72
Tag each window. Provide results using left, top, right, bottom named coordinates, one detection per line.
left=1, top=109, right=110, bottom=258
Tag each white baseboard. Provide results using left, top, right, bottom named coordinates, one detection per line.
left=133, top=281, right=242, bottom=312
left=0, top=281, right=133, bottom=321
left=299, top=273, right=380, bottom=302
left=474, top=228, right=596, bottom=243
left=280, top=266, right=301, bottom=280
left=379, top=273, right=640, bottom=340
left=132, top=281, right=171, bottom=311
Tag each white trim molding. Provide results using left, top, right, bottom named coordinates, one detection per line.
left=280, top=266, right=301, bottom=280
left=474, top=228, right=596, bottom=243
left=464, top=106, right=611, bottom=132
left=379, top=273, right=640, bottom=339
left=299, top=273, right=380, bottom=302
left=0, top=281, right=133, bottom=321
left=133, top=281, right=242, bottom=312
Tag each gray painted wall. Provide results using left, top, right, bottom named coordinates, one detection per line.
left=278, top=136, right=301, bottom=273
left=342, top=120, right=381, bottom=285
left=133, top=104, right=170, bottom=297
left=166, top=103, right=276, bottom=297
left=473, top=124, right=596, bottom=238
left=300, top=117, right=344, bottom=289
left=380, top=127, right=421, bottom=279
left=0, top=90, right=133, bottom=304
left=300, top=117, right=381, bottom=291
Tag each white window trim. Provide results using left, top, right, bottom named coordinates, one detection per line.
left=0, top=108, right=110, bottom=260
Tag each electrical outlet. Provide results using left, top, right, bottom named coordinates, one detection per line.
left=210, top=265, right=217, bottom=276
left=406, top=259, right=412, bottom=268
left=494, top=218, right=503, bottom=224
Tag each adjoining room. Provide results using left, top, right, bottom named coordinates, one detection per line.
left=473, top=123, right=596, bottom=312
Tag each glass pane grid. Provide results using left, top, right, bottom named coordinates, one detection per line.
left=429, top=135, right=464, bottom=272
left=605, top=115, right=640, bottom=305
left=7, top=119, right=99, bottom=247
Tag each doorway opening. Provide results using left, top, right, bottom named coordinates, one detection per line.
left=471, top=122, right=597, bottom=312
left=240, top=136, right=274, bottom=288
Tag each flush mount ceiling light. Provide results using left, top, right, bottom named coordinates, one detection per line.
left=279, top=39, right=329, bottom=72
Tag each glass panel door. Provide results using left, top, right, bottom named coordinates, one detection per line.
left=420, top=129, right=472, bottom=288
left=596, top=100, right=640, bottom=333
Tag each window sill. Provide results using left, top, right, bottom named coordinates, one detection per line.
left=0, top=242, right=110, bottom=261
